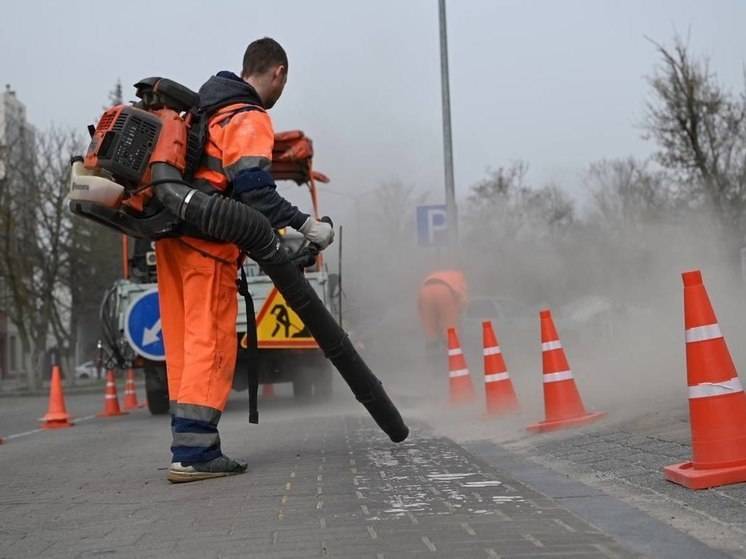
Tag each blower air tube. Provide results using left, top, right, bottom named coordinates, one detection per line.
left=151, top=163, right=409, bottom=443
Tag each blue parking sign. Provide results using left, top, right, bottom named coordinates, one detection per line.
left=416, top=205, right=449, bottom=247
left=124, top=288, right=165, bottom=362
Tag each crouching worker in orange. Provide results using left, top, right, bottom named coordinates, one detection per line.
left=417, top=270, right=468, bottom=350
left=158, top=38, right=334, bottom=483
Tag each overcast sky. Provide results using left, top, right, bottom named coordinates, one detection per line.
left=2, top=0, right=745, bottom=218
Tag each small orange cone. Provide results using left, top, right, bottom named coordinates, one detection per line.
left=261, top=383, right=276, bottom=399
left=664, top=270, right=746, bottom=489
left=40, top=365, right=73, bottom=429
left=97, top=369, right=127, bottom=417
left=527, top=309, right=605, bottom=433
left=482, top=321, right=519, bottom=415
left=447, top=327, right=475, bottom=404
left=122, top=368, right=144, bottom=410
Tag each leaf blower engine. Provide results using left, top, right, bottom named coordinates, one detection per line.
left=69, top=77, right=409, bottom=443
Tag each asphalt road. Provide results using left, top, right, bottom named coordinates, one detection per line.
left=1, top=390, right=105, bottom=438
left=0, top=379, right=739, bottom=558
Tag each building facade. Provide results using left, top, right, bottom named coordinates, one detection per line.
left=0, top=85, right=34, bottom=379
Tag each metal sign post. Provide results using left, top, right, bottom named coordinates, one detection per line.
left=439, top=0, right=458, bottom=244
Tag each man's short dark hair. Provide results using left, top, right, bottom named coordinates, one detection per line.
left=242, top=38, right=288, bottom=77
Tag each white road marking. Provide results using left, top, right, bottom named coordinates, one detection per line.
left=421, top=536, right=437, bottom=552
left=5, top=414, right=97, bottom=440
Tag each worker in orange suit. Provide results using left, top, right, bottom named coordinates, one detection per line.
left=157, top=38, right=334, bottom=483
left=417, top=270, right=468, bottom=349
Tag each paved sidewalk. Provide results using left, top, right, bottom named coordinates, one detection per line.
left=0, top=401, right=641, bottom=558
left=501, top=403, right=746, bottom=558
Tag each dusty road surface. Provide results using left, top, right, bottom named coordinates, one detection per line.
left=0, top=377, right=741, bottom=559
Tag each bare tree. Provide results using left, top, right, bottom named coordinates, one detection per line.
left=585, top=158, right=675, bottom=227
left=645, top=36, right=746, bottom=232
left=0, top=127, right=68, bottom=387
left=465, top=161, right=528, bottom=241
left=67, top=204, right=121, bottom=367
left=0, top=126, right=120, bottom=388
left=468, top=161, right=529, bottom=205
left=521, top=183, right=575, bottom=234
left=372, top=179, right=429, bottom=245
left=465, top=161, right=575, bottom=243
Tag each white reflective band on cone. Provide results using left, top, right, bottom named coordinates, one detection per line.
left=105, top=394, right=117, bottom=399
left=483, top=346, right=501, bottom=356
left=449, top=368, right=470, bottom=378
left=448, top=348, right=463, bottom=357
left=542, top=340, right=562, bottom=352
left=688, top=377, right=743, bottom=399
left=685, top=324, right=722, bottom=343
left=543, top=370, right=573, bottom=383
left=485, top=372, right=510, bottom=383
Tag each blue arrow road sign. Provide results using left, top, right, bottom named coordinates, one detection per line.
left=124, top=288, right=165, bottom=362
left=416, top=204, right=449, bottom=247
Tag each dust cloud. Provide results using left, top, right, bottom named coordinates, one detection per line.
left=332, top=201, right=746, bottom=443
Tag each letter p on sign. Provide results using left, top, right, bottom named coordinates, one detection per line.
left=416, top=205, right=449, bottom=247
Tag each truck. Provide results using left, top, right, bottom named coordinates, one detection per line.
left=99, top=131, right=341, bottom=414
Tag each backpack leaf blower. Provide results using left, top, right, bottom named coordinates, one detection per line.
left=69, top=78, right=409, bottom=443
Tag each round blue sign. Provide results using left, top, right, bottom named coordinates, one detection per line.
left=124, top=288, right=165, bottom=362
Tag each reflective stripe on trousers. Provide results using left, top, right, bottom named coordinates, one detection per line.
left=171, top=402, right=223, bottom=464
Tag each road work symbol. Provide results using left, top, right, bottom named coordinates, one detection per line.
left=254, top=288, right=317, bottom=349
left=124, top=288, right=165, bottom=361
left=270, top=304, right=310, bottom=338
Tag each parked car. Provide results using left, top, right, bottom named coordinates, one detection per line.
left=74, top=360, right=99, bottom=380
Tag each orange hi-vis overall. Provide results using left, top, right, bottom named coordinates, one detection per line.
left=156, top=93, right=275, bottom=464
left=417, top=270, right=468, bottom=344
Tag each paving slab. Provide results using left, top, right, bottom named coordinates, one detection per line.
left=465, top=439, right=735, bottom=559
left=0, top=393, right=646, bottom=559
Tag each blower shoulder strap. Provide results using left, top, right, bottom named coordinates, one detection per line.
left=184, top=102, right=263, bottom=182
left=237, top=259, right=259, bottom=424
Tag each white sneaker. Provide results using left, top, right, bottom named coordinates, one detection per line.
left=168, top=455, right=248, bottom=483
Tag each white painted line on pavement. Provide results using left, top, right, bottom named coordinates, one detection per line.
left=461, top=522, right=477, bottom=536
left=4, top=428, right=43, bottom=440
left=4, top=414, right=97, bottom=441
left=421, top=536, right=437, bottom=552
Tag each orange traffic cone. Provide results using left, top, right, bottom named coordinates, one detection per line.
left=122, top=368, right=144, bottom=410
left=527, top=309, right=605, bottom=433
left=482, top=321, right=519, bottom=416
left=40, top=365, right=73, bottom=429
left=664, top=270, right=746, bottom=489
left=261, top=383, right=276, bottom=399
left=97, top=369, right=127, bottom=417
left=447, top=327, right=475, bottom=404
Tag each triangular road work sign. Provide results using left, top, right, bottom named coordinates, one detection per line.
left=254, top=287, right=319, bottom=349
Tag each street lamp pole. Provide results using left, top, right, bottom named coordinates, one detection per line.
left=438, top=0, right=458, bottom=243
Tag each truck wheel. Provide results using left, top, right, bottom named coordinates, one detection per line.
left=144, top=362, right=170, bottom=415
left=314, top=367, right=333, bottom=400
left=292, top=374, right=313, bottom=400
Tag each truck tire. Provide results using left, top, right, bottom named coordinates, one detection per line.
left=144, top=362, right=170, bottom=415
